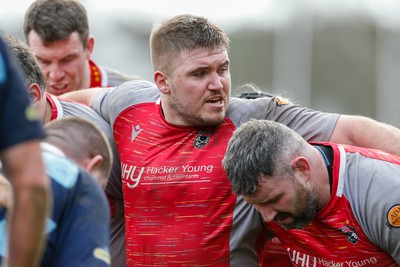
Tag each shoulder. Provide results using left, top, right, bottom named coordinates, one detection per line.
left=0, top=39, right=44, bottom=149
left=227, top=96, right=290, bottom=125
left=107, top=79, right=160, bottom=105
left=102, top=65, right=140, bottom=86
left=342, top=150, right=400, bottom=242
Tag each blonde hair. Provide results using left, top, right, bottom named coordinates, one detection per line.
left=150, top=14, right=230, bottom=74
left=44, top=116, right=113, bottom=179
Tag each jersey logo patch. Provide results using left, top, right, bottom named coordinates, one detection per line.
left=25, top=104, right=41, bottom=121
left=131, top=124, right=143, bottom=142
left=194, top=132, right=210, bottom=149
left=339, top=226, right=359, bottom=244
left=386, top=204, right=400, bottom=229
left=93, top=247, right=111, bottom=264
left=272, top=97, right=289, bottom=106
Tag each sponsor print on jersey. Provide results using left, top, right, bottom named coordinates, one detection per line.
left=121, top=164, right=214, bottom=188
left=287, top=248, right=379, bottom=267
left=114, top=103, right=237, bottom=265
left=386, top=204, right=400, bottom=229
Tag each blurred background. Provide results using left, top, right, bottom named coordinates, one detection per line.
left=1, top=0, right=400, bottom=127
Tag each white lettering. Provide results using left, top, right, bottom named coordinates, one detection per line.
left=122, top=164, right=214, bottom=187
left=146, top=166, right=179, bottom=174
left=288, top=248, right=343, bottom=267
left=287, top=248, right=380, bottom=267
left=121, top=163, right=144, bottom=188
left=345, top=257, right=378, bottom=267
left=296, top=250, right=308, bottom=266
left=317, top=258, right=343, bottom=267
left=182, top=165, right=213, bottom=173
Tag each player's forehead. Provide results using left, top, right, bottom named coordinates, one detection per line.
left=171, top=47, right=229, bottom=71
left=28, top=31, right=84, bottom=57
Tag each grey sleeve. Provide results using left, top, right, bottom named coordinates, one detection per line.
left=90, top=87, right=117, bottom=125
left=61, top=101, right=123, bottom=200
left=344, top=153, right=400, bottom=263
left=91, top=80, right=160, bottom=127
left=227, top=97, right=340, bottom=142
left=103, top=66, right=139, bottom=87
left=90, top=80, right=159, bottom=199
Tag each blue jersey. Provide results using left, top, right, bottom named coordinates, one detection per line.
left=0, top=37, right=44, bottom=151
left=0, top=145, right=111, bottom=266
left=40, top=146, right=111, bottom=266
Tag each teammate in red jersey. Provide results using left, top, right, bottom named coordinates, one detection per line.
left=223, top=119, right=400, bottom=266
left=62, top=14, right=400, bottom=266
left=23, top=0, right=139, bottom=96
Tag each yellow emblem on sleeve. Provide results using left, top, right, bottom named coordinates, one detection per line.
left=272, top=97, right=289, bottom=106
left=386, top=204, right=400, bottom=228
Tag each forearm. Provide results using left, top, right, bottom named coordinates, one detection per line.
left=1, top=141, right=50, bottom=267
left=8, top=184, right=48, bottom=267
left=59, top=87, right=106, bottom=106
left=330, top=115, right=400, bottom=156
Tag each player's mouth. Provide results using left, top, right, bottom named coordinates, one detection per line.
left=48, top=83, right=70, bottom=95
left=206, top=96, right=224, bottom=107
left=275, top=213, right=293, bottom=226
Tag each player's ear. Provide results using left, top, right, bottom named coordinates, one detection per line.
left=28, top=83, right=43, bottom=105
left=154, top=70, right=170, bottom=94
left=291, top=156, right=311, bottom=182
left=85, top=36, right=95, bottom=58
left=83, top=154, right=107, bottom=188
left=85, top=154, right=103, bottom=173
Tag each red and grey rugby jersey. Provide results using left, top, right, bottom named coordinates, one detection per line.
left=266, top=143, right=400, bottom=266
left=90, top=80, right=339, bottom=266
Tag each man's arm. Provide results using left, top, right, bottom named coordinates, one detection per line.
left=60, top=87, right=108, bottom=106
left=329, top=115, right=400, bottom=156
left=0, top=140, right=50, bottom=267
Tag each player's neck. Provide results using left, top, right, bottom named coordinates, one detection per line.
left=44, top=98, right=53, bottom=124
left=81, top=61, right=92, bottom=89
left=313, top=145, right=334, bottom=210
